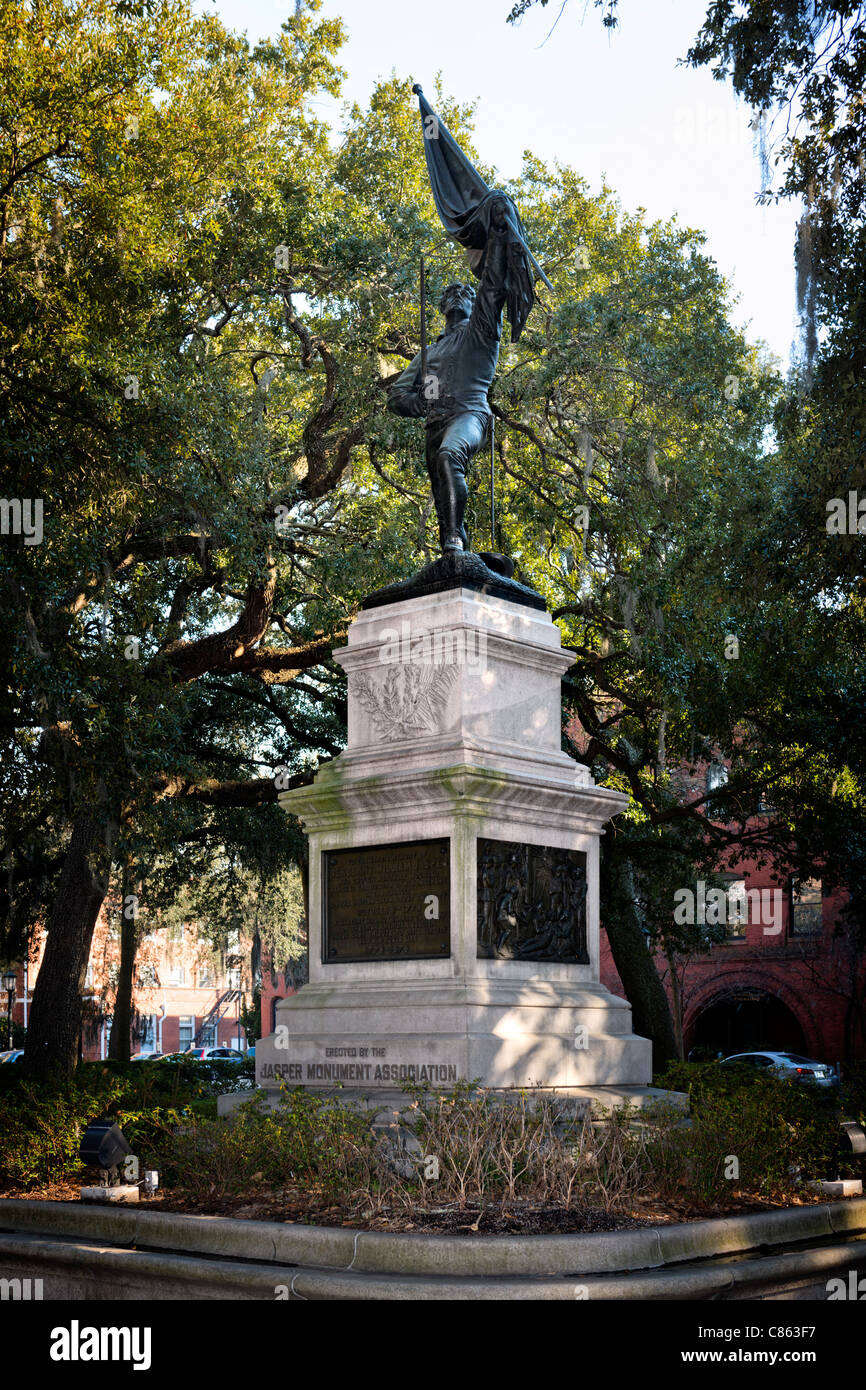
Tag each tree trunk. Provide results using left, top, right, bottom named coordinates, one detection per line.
left=666, top=949, right=686, bottom=1061
left=108, top=862, right=137, bottom=1062
left=842, top=973, right=863, bottom=1068
left=24, top=809, right=116, bottom=1080
left=600, top=848, right=679, bottom=1071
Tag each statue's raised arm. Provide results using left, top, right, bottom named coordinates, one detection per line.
left=413, top=85, right=551, bottom=341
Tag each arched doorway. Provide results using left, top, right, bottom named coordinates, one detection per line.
left=688, top=988, right=807, bottom=1057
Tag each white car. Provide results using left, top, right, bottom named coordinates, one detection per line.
left=720, top=1051, right=836, bottom=1087
left=184, top=1046, right=246, bottom=1062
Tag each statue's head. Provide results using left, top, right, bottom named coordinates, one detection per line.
left=439, top=282, right=475, bottom=324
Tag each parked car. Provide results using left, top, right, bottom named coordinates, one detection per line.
left=130, top=1051, right=163, bottom=1061
left=0, top=1049, right=24, bottom=1064
left=184, top=1046, right=245, bottom=1062
left=719, top=1050, right=837, bottom=1087
left=156, top=1048, right=253, bottom=1090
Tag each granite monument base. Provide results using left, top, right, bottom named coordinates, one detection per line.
left=256, top=583, right=652, bottom=1096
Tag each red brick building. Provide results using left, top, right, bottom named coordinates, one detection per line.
left=259, top=958, right=304, bottom=1039
left=600, top=764, right=863, bottom=1066
left=4, top=908, right=252, bottom=1058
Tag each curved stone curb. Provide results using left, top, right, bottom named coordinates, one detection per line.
left=1, top=1196, right=865, bottom=1279
left=1, top=1228, right=865, bottom=1301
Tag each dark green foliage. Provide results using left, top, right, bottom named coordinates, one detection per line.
left=653, top=1061, right=854, bottom=1204
left=3, top=1066, right=857, bottom=1215
left=160, top=1086, right=387, bottom=1205
left=0, top=1058, right=252, bottom=1188
left=0, top=1069, right=176, bottom=1188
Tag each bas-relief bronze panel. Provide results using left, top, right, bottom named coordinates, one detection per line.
left=477, top=838, right=588, bottom=963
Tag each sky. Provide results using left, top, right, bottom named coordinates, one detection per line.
left=207, top=0, right=800, bottom=369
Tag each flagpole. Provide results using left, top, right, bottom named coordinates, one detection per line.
left=419, top=254, right=427, bottom=403
left=523, top=243, right=554, bottom=293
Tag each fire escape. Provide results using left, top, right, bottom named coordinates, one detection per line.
left=193, top=989, right=242, bottom=1046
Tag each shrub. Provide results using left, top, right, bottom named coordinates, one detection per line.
left=0, top=1066, right=202, bottom=1189
left=652, top=1060, right=844, bottom=1202
left=159, top=1076, right=848, bottom=1217
left=840, top=1064, right=866, bottom=1129
left=160, top=1086, right=393, bottom=1207
left=10, top=1061, right=851, bottom=1213
left=398, top=1082, right=655, bottom=1212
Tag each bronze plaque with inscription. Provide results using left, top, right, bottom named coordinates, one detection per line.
left=322, top=839, right=450, bottom=963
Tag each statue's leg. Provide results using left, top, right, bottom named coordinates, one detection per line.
left=424, top=421, right=449, bottom=550
left=433, top=413, right=487, bottom=552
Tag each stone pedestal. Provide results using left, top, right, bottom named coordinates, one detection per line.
left=256, top=585, right=652, bottom=1094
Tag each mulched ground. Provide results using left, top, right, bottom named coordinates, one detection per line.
left=0, top=1181, right=825, bottom=1234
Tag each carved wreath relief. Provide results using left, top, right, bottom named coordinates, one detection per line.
left=477, top=838, right=589, bottom=963
left=354, top=662, right=457, bottom=740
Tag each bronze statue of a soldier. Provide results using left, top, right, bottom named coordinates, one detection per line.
left=387, top=191, right=515, bottom=554
left=366, top=86, right=552, bottom=610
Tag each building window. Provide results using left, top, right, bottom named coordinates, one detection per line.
left=723, top=878, right=748, bottom=940
left=138, top=963, right=158, bottom=988
left=227, top=967, right=241, bottom=989
left=790, top=877, right=822, bottom=936
left=705, top=763, right=729, bottom=818
left=178, top=1016, right=194, bottom=1050
left=706, top=763, right=728, bottom=791
left=198, top=964, right=214, bottom=989
left=168, top=965, right=185, bottom=987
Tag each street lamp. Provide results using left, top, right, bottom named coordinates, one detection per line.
left=2, top=970, right=16, bottom=1049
